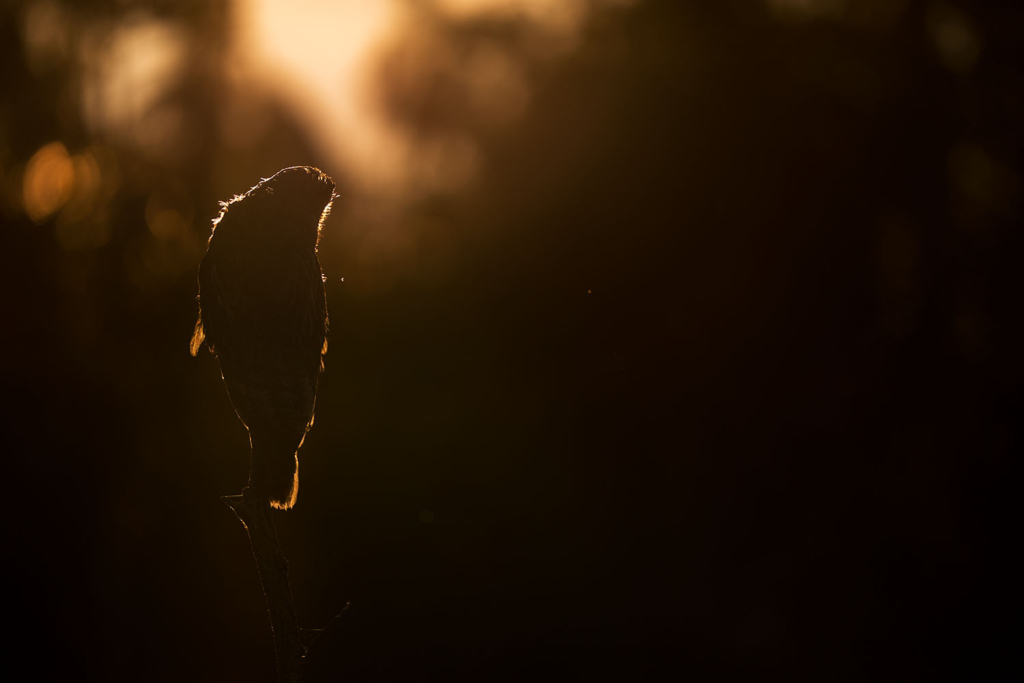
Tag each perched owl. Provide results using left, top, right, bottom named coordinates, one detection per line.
left=191, top=166, right=336, bottom=509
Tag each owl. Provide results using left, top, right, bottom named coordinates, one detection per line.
left=191, top=166, right=336, bottom=509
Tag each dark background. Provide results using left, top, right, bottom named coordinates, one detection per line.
left=1, top=1, right=1019, bottom=680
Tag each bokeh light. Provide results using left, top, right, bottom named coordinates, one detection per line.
left=22, top=141, right=74, bottom=222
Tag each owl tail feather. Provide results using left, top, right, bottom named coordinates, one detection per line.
left=267, top=457, right=299, bottom=510
left=250, top=438, right=299, bottom=510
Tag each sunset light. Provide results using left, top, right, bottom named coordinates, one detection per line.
left=4, top=1, right=1018, bottom=680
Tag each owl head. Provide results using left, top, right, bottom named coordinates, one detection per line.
left=211, top=166, right=336, bottom=249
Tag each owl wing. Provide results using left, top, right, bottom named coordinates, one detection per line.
left=190, top=249, right=228, bottom=356
left=310, top=254, right=328, bottom=359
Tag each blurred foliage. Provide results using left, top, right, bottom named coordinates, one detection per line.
left=1, top=0, right=1020, bottom=679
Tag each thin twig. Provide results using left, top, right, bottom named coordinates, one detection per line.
left=223, top=488, right=306, bottom=682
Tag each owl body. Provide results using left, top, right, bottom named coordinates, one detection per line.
left=192, top=167, right=335, bottom=509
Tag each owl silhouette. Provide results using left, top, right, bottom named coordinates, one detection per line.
left=191, top=166, right=336, bottom=509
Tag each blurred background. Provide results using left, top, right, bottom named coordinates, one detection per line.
left=1, top=0, right=1020, bottom=679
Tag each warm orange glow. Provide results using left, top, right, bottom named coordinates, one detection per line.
left=22, top=141, right=74, bottom=223
left=228, top=0, right=625, bottom=197
left=230, top=0, right=401, bottom=191
left=79, top=16, right=190, bottom=160
left=19, top=139, right=120, bottom=247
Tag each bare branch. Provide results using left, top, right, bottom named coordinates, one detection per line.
left=223, top=489, right=306, bottom=682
